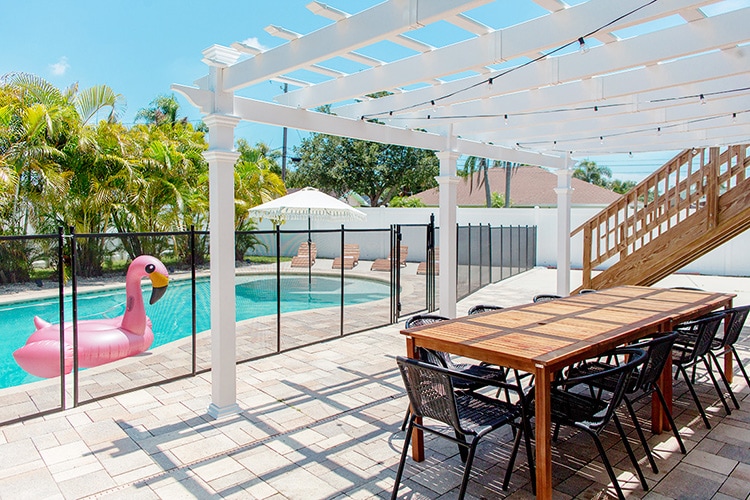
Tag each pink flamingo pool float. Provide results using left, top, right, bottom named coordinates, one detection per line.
left=13, top=255, right=169, bottom=378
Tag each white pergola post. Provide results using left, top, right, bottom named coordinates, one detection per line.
left=554, top=156, right=573, bottom=296
left=436, top=150, right=460, bottom=318
left=204, top=116, right=241, bottom=419
left=202, top=48, right=242, bottom=419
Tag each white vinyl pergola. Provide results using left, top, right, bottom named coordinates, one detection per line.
left=173, top=0, right=750, bottom=419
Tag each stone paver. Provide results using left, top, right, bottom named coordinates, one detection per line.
left=0, top=268, right=748, bottom=499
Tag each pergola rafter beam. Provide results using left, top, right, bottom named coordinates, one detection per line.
left=425, top=50, right=749, bottom=137
left=172, top=83, right=566, bottom=167
left=279, top=0, right=722, bottom=110
left=336, top=5, right=748, bottom=120
left=221, top=0, right=493, bottom=91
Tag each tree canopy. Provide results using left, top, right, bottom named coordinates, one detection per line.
left=0, top=73, right=285, bottom=280
left=288, top=133, right=438, bottom=206
left=573, top=159, right=636, bottom=194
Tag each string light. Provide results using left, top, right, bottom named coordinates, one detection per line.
left=578, top=37, right=589, bottom=54
left=700, top=94, right=706, bottom=105
left=515, top=110, right=748, bottom=150
left=732, top=112, right=737, bottom=123
left=504, top=114, right=508, bottom=125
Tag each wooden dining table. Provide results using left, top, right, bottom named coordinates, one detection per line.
left=401, top=285, right=735, bottom=499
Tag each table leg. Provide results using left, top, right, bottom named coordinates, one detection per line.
left=652, top=356, right=672, bottom=433
left=725, top=301, right=734, bottom=383
left=406, top=337, right=424, bottom=462
left=535, top=364, right=552, bottom=499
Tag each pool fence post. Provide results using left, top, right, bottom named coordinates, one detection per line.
left=276, top=225, right=281, bottom=352
left=57, top=227, right=66, bottom=410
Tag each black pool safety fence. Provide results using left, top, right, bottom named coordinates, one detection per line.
left=0, top=220, right=536, bottom=425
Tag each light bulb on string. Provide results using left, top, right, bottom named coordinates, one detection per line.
left=700, top=94, right=706, bottom=105
left=599, top=136, right=604, bottom=145
left=732, top=112, right=737, bottom=123
left=504, top=114, right=509, bottom=125
left=657, top=127, right=662, bottom=136
left=578, top=37, right=589, bottom=54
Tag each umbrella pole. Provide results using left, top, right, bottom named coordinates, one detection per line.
left=307, top=215, right=312, bottom=287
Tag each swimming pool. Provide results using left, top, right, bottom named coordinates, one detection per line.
left=0, top=274, right=390, bottom=389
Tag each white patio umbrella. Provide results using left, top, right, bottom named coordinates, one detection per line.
left=248, top=187, right=366, bottom=282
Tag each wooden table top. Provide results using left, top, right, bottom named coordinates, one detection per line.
left=401, top=286, right=735, bottom=372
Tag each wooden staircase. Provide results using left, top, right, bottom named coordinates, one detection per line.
left=572, top=145, right=750, bottom=292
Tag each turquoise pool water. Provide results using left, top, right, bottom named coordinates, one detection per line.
left=0, top=274, right=389, bottom=388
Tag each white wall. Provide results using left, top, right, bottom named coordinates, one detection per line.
left=252, top=207, right=750, bottom=276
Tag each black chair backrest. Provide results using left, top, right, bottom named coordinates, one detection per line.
left=675, top=311, right=725, bottom=361
left=578, top=289, right=598, bottom=294
left=533, top=294, right=562, bottom=303
left=396, top=356, right=463, bottom=432
left=405, top=314, right=450, bottom=329
left=631, top=332, right=680, bottom=391
left=718, top=305, right=750, bottom=349
left=467, top=304, right=503, bottom=315
left=404, top=314, right=453, bottom=368
left=560, top=347, right=646, bottom=431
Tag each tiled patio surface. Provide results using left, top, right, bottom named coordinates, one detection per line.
left=1, top=268, right=749, bottom=499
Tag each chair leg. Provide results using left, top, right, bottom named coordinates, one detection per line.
left=731, top=345, right=750, bottom=387
left=613, top=413, right=649, bottom=491
left=709, top=351, right=740, bottom=409
left=677, top=364, right=712, bottom=429
left=457, top=439, right=480, bottom=500
left=623, top=397, right=658, bottom=474
left=702, top=357, right=732, bottom=415
left=586, top=430, right=626, bottom=500
left=455, top=432, right=469, bottom=463
left=391, top=420, right=414, bottom=500
left=503, top=426, right=523, bottom=491
left=653, top=385, right=686, bottom=454
left=400, top=407, right=410, bottom=432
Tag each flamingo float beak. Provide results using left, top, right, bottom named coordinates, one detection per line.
left=149, top=272, right=169, bottom=305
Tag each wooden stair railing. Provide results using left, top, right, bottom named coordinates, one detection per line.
left=572, top=144, right=750, bottom=292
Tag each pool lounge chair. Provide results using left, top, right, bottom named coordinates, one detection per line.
left=370, top=245, right=408, bottom=271
left=290, top=242, right=317, bottom=268
left=416, top=247, right=439, bottom=275
left=332, top=244, right=360, bottom=270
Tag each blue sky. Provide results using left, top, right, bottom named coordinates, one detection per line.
left=3, top=0, right=744, bottom=182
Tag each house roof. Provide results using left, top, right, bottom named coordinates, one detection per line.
left=413, top=166, right=622, bottom=207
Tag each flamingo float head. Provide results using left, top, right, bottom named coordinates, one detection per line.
left=120, top=255, right=169, bottom=335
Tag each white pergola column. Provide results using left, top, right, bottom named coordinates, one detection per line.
left=436, top=150, right=460, bottom=318
left=204, top=116, right=241, bottom=419
left=554, top=156, right=573, bottom=296
left=201, top=46, right=243, bottom=419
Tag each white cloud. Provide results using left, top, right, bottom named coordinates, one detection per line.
left=49, top=57, right=70, bottom=76
left=241, top=37, right=268, bottom=51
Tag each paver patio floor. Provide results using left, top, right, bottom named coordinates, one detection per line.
left=1, top=268, right=749, bottom=499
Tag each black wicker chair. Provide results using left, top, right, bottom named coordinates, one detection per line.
left=512, top=347, right=649, bottom=499
left=672, top=311, right=729, bottom=428
left=707, top=305, right=750, bottom=410
left=400, top=314, right=509, bottom=431
left=393, top=357, right=535, bottom=500
left=566, top=332, right=685, bottom=474
left=467, top=304, right=503, bottom=315
left=532, top=294, right=562, bottom=303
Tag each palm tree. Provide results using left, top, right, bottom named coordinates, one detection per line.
left=573, top=159, right=612, bottom=187
left=235, top=140, right=285, bottom=261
